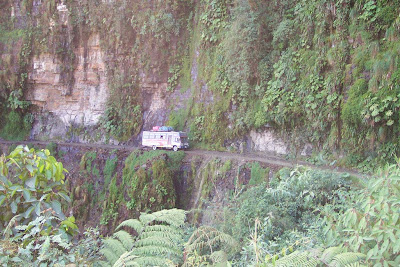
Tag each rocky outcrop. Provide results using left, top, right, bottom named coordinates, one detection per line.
left=249, top=130, right=288, bottom=155
left=27, top=34, right=108, bottom=127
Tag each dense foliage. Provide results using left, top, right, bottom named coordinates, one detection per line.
left=99, top=209, right=186, bottom=266
left=0, top=146, right=73, bottom=237
left=324, top=163, right=400, bottom=265
left=1, top=0, right=400, bottom=265
left=101, top=150, right=185, bottom=227
left=1, top=146, right=400, bottom=266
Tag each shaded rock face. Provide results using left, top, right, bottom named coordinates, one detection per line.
left=249, top=130, right=288, bottom=155
left=140, top=69, right=169, bottom=131
left=27, top=34, right=108, bottom=128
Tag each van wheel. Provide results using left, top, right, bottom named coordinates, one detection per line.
left=152, top=145, right=157, bottom=150
left=173, top=146, right=178, bottom=152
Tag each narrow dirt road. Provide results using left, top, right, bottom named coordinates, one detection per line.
left=0, top=140, right=365, bottom=178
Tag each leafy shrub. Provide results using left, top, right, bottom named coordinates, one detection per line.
left=324, top=161, right=400, bottom=266
left=230, top=166, right=352, bottom=260
left=45, top=142, right=58, bottom=157
left=0, top=146, right=74, bottom=238
left=103, top=154, right=118, bottom=189
left=167, top=109, right=187, bottom=132
left=342, top=78, right=368, bottom=126
left=263, top=246, right=367, bottom=266
left=248, top=162, right=268, bottom=185
left=0, top=111, right=32, bottom=141
left=0, top=220, right=102, bottom=266
left=183, top=226, right=239, bottom=266
left=0, top=216, right=76, bottom=266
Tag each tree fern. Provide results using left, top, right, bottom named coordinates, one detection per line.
left=210, top=250, right=228, bottom=264
left=112, top=230, right=135, bottom=250
left=330, top=252, right=366, bottom=267
left=319, top=246, right=345, bottom=264
left=183, top=226, right=239, bottom=265
left=112, top=252, right=140, bottom=267
left=98, top=208, right=186, bottom=267
left=264, top=246, right=367, bottom=267
left=116, top=219, right=143, bottom=234
left=270, top=250, right=319, bottom=267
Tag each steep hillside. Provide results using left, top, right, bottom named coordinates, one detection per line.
left=1, top=0, right=400, bottom=167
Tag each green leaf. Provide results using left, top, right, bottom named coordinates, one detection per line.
left=23, top=206, right=35, bottom=218
left=22, top=189, right=31, bottom=201
left=0, top=195, right=6, bottom=206
left=58, top=192, right=71, bottom=203
left=45, top=169, right=52, bottom=180
left=40, top=193, right=49, bottom=202
left=62, top=219, right=78, bottom=230
left=9, top=185, right=22, bottom=191
left=25, top=176, right=36, bottom=188
left=35, top=202, right=41, bottom=216
left=39, top=163, right=44, bottom=173
left=26, top=164, right=33, bottom=173
left=51, top=200, right=63, bottom=217
left=11, top=201, right=18, bottom=214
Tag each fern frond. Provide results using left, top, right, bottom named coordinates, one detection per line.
left=100, top=247, right=120, bottom=266
left=132, top=244, right=181, bottom=258
left=208, top=232, right=239, bottom=251
left=134, top=236, right=178, bottom=250
left=330, top=252, right=366, bottom=267
left=344, top=263, right=367, bottom=267
left=320, top=246, right=346, bottom=264
left=96, top=260, right=112, bottom=267
left=185, top=226, right=238, bottom=254
left=139, top=209, right=185, bottom=227
left=272, top=251, right=318, bottom=267
left=113, top=251, right=140, bottom=267
left=116, top=219, right=143, bottom=234
left=267, top=247, right=367, bottom=267
left=101, top=209, right=186, bottom=267
left=129, top=256, right=169, bottom=267
left=141, top=225, right=182, bottom=243
left=210, top=250, right=228, bottom=264
left=113, top=230, right=135, bottom=251
left=101, top=238, right=127, bottom=264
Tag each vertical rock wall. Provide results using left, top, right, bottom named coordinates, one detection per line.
left=27, top=34, right=108, bottom=127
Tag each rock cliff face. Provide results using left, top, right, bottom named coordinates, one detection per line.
left=3, top=0, right=339, bottom=155
left=27, top=34, right=108, bottom=127
left=14, top=0, right=288, bottom=153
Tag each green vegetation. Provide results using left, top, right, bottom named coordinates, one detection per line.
left=100, top=209, right=186, bottom=266
left=1, top=144, right=400, bottom=266
left=324, top=163, right=400, bottom=265
left=2, top=0, right=400, bottom=265
left=0, top=146, right=80, bottom=265
left=101, top=149, right=185, bottom=226
left=103, top=154, right=118, bottom=189
left=0, top=146, right=74, bottom=237
left=0, top=5, right=33, bottom=141
left=184, top=226, right=239, bottom=265
left=248, top=162, right=269, bottom=185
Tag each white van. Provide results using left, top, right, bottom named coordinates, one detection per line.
left=142, top=131, right=189, bottom=151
